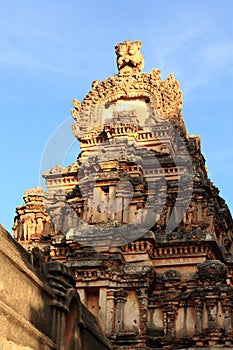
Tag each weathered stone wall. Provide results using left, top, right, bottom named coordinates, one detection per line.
left=0, top=224, right=112, bottom=350
left=0, top=224, right=55, bottom=350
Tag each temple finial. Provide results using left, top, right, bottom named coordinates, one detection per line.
left=115, top=39, right=144, bottom=74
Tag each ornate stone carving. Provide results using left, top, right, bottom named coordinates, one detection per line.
left=24, top=186, right=46, bottom=199
left=115, top=289, right=128, bottom=333
left=73, top=72, right=183, bottom=124
left=197, top=260, right=227, bottom=285
left=13, top=187, right=54, bottom=245
left=70, top=40, right=184, bottom=142
left=14, top=40, right=233, bottom=349
left=115, top=39, right=144, bottom=74
left=72, top=98, right=81, bottom=111
left=162, top=270, right=181, bottom=283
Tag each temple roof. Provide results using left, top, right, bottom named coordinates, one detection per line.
left=71, top=40, right=185, bottom=141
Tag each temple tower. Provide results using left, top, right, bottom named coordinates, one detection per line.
left=14, top=40, right=233, bottom=349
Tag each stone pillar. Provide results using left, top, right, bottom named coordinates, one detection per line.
left=137, top=288, right=148, bottom=337
left=109, top=185, right=116, bottom=221
left=18, top=221, right=24, bottom=240
left=122, top=197, right=129, bottom=223
left=194, top=298, right=204, bottom=334
left=101, top=192, right=109, bottom=222
left=128, top=204, right=136, bottom=224
left=222, top=298, right=233, bottom=334
left=36, top=217, right=44, bottom=235
left=83, top=201, right=88, bottom=222
left=115, top=289, right=128, bottom=333
left=106, top=289, right=115, bottom=335
left=206, top=296, right=218, bottom=329
left=92, top=187, right=100, bottom=222
left=99, top=287, right=107, bottom=330
left=78, top=288, right=86, bottom=305
left=162, top=302, right=178, bottom=338
left=23, top=220, right=28, bottom=240
left=115, top=196, right=123, bottom=222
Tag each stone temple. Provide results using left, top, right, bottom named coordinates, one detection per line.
left=10, top=40, right=233, bottom=349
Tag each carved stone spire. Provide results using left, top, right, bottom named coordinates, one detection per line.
left=14, top=40, right=233, bottom=350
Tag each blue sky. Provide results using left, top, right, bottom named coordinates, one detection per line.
left=1, top=0, right=233, bottom=232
